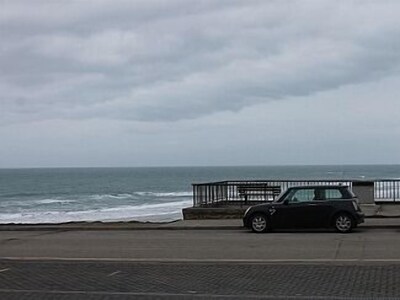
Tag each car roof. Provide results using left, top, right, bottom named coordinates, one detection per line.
left=288, top=185, right=349, bottom=189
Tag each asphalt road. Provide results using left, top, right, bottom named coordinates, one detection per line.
left=1, top=228, right=400, bottom=299
left=1, top=227, right=400, bottom=261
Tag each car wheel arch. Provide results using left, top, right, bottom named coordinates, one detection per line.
left=330, top=210, right=355, bottom=225
left=248, top=212, right=270, bottom=233
left=331, top=211, right=356, bottom=233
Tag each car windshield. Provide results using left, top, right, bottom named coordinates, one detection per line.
left=274, top=190, right=288, bottom=202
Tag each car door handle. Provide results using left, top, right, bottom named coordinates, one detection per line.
left=308, top=203, right=318, bottom=206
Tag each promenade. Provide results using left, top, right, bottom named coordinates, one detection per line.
left=1, top=203, right=400, bottom=231
left=1, top=223, right=400, bottom=299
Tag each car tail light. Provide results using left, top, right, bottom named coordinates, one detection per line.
left=352, top=200, right=361, bottom=211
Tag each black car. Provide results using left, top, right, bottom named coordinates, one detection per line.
left=243, top=185, right=364, bottom=233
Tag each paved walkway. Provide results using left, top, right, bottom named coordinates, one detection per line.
left=1, top=218, right=400, bottom=231
left=1, top=216, right=400, bottom=231
left=1, top=260, right=400, bottom=299
left=2, top=227, right=400, bottom=299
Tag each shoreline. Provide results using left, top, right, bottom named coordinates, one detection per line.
left=0, top=218, right=181, bottom=226
left=1, top=203, right=400, bottom=229
left=0, top=219, right=184, bottom=231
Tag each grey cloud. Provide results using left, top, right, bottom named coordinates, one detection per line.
left=1, top=0, right=400, bottom=124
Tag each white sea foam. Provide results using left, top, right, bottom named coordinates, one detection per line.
left=0, top=198, right=76, bottom=207
left=0, top=199, right=192, bottom=224
left=89, top=194, right=135, bottom=200
left=35, top=199, right=76, bottom=205
left=108, top=193, right=134, bottom=199
left=135, top=191, right=192, bottom=197
left=0, top=190, right=194, bottom=223
left=86, top=192, right=192, bottom=201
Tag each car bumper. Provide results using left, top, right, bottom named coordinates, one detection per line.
left=355, top=212, right=365, bottom=224
left=243, top=216, right=249, bottom=228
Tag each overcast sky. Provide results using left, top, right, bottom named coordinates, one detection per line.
left=1, top=0, right=400, bottom=168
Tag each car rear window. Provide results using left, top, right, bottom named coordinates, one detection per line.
left=325, top=188, right=350, bottom=199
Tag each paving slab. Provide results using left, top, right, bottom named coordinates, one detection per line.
left=1, top=261, right=400, bottom=299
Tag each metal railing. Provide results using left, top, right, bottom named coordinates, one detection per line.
left=375, top=180, right=400, bottom=202
left=192, top=179, right=400, bottom=207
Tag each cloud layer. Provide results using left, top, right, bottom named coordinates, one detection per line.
left=2, top=0, right=400, bottom=125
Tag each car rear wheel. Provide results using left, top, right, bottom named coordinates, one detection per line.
left=250, top=213, right=269, bottom=233
left=333, top=213, right=354, bottom=233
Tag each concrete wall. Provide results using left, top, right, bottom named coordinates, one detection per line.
left=183, top=207, right=246, bottom=220
left=352, top=181, right=375, bottom=204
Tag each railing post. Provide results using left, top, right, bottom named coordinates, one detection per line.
left=192, top=184, right=196, bottom=207
left=224, top=182, right=228, bottom=202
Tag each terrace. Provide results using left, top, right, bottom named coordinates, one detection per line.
left=183, top=179, right=400, bottom=219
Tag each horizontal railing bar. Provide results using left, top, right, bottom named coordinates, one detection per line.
left=192, top=179, right=400, bottom=207
left=194, top=179, right=400, bottom=184
left=192, top=181, right=229, bottom=186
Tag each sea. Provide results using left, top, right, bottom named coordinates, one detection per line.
left=0, top=165, right=399, bottom=224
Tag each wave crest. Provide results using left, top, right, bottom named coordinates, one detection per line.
left=134, top=191, right=192, bottom=197
left=0, top=199, right=192, bottom=224
left=35, top=199, right=76, bottom=205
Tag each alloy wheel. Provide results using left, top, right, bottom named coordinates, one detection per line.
left=251, top=215, right=267, bottom=233
left=335, top=214, right=352, bottom=233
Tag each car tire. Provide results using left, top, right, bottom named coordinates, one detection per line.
left=333, top=213, right=354, bottom=233
left=250, top=213, right=269, bottom=233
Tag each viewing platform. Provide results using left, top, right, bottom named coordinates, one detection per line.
left=183, top=179, right=400, bottom=219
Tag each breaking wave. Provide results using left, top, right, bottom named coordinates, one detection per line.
left=35, top=199, right=76, bottom=205
left=134, top=191, right=192, bottom=197
left=88, top=191, right=192, bottom=200
left=0, top=199, right=192, bottom=224
left=0, top=189, right=193, bottom=224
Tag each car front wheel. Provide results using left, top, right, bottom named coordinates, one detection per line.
left=250, top=213, right=269, bottom=233
left=333, top=213, right=354, bottom=233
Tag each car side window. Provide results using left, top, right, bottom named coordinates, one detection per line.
left=325, top=188, right=344, bottom=199
left=287, top=189, right=314, bottom=203
left=313, top=188, right=325, bottom=200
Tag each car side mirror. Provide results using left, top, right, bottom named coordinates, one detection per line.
left=283, top=199, right=289, bottom=205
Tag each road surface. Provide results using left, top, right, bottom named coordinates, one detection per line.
left=1, top=227, right=400, bottom=299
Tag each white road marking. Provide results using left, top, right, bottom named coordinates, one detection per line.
left=107, top=270, right=121, bottom=277
left=2, top=257, right=400, bottom=264
left=0, top=289, right=272, bottom=298
left=0, top=268, right=10, bottom=273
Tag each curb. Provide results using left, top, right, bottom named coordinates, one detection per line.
left=0, top=224, right=400, bottom=231
left=1, top=216, right=400, bottom=231
left=358, top=225, right=400, bottom=230
left=0, top=225, right=243, bottom=231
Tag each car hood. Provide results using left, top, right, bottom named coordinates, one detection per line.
left=251, top=202, right=283, bottom=209
left=244, top=202, right=283, bottom=215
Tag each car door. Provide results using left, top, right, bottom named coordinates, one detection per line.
left=305, top=199, right=331, bottom=227
left=320, top=188, right=349, bottom=226
left=274, top=188, right=315, bottom=228
left=300, top=187, right=331, bottom=227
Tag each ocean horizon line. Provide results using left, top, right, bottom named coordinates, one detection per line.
left=1, top=163, right=400, bottom=170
